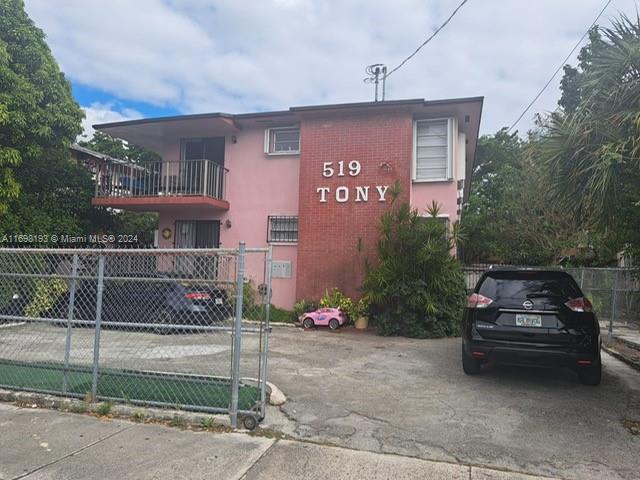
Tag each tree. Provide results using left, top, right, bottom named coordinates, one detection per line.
left=363, top=183, right=466, bottom=338
left=0, top=0, right=83, bottom=215
left=78, top=131, right=160, bottom=164
left=462, top=128, right=617, bottom=265
left=558, top=27, right=609, bottom=113
left=79, top=132, right=160, bottom=243
left=541, top=14, right=640, bottom=261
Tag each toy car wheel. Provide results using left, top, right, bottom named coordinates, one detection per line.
left=242, top=415, right=257, bottom=430
left=302, top=317, right=315, bottom=329
left=328, top=318, right=340, bottom=330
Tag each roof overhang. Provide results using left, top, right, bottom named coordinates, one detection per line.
left=95, top=115, right=241, bottom=153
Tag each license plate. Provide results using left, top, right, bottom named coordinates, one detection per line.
left=516, top=314, right=542, bottom=327
left=215, top=298, right=223, bottom=305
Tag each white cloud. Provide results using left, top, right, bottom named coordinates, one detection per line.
left=79, top=103, right=142, bottom=140
left=24, top=0, right=639, bottom=134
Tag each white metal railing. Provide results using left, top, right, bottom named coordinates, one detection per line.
left=95, top=159, right=228, bottom=200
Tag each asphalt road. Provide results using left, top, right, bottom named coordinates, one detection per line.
left=263, top=327, right=640, bottom=480
left=1, top=322, right=639, bottom=479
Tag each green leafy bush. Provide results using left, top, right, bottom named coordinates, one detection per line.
left=243, top=280, right=257, bottom=311
left=24, top=279, right=68, bottom=317
left=268, top=305, right=296, bottom=323
left=319, top=288, right=354, bottom=320
left=294, top=299, right=317, bottom=318
left=363, top=191, right=466, bottom=338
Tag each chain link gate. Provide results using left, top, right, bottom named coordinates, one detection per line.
left=0, top=243, right=272, bottom=429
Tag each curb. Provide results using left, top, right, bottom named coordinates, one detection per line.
left=602, top=345, right=640, bottom=372
left=0, top=382, right=287, bottom=429
left=243, top=320, right=297, bottom=328
left=0, top=388, right=231, bottom=428
left=613, top=335, right=640, bottom=353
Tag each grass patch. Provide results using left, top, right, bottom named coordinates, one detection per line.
left=95, top=401, right=113, bottom=416
left=169, top=415, right=187, bottom=428
left=200, top=416, right=215, bottom=429
left=0, top=360, right=260, bottom=411
left=68, top=402, right=89, bottom=414
left=269, top=306, right=296, bottom=323
left=131, top=411, right=145, bottom=422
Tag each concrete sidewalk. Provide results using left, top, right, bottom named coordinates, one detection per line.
left=0, top=403, right=554, bottom=480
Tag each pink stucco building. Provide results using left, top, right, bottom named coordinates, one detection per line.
left=93, top=98, right=483, bottom=309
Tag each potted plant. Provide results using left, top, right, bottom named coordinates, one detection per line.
left=352, top=296, right=370, bottom=330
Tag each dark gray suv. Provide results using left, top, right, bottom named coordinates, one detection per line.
left=462, top=268, right=601, bottom=385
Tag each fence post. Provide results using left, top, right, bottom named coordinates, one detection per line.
left=608, top=269, right=619, bottom=342
left=230, top=241, right=245, bottom=428
left=91, top=256, right=105, bottom=401
left=62, top=254, right=79, bottom=394
left=579, top=268, right=585, bottom=290
left=259, top=245, right=273, bottom=420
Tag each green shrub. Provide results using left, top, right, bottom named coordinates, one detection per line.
left=319, top=288, right=354, bottom=320
left=243, top=280, right=257, bottom=311
left=363, top=189, right=466, bottom=338
left=268, top=305, right=296, bottom=323
left=24, top=278, right=68, bottom=317
left=294, top=299, right=317, bottom=318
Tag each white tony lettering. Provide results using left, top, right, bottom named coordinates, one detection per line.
left=317, top=160, right=388, bottom=204
left=317, top=187, right=330, bottom=202
left=355, top=186, right=369, bottom=202
left=336, top=186, right=349, bottom=203
left=376, top=185, right=389, bottom=202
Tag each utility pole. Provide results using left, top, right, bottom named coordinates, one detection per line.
left=364, top=64, right=387, bottom=102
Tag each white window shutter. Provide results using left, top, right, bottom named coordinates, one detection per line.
left=415, top=119, right=450, bottom=181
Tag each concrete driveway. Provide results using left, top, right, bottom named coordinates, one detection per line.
left=264, top=327, right=640, bottom=480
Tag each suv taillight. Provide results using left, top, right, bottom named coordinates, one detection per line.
left=185, top=292, right=210, bottom=300
left=565, top=297, right=593, bottom=312
left=467, top=293, right=493, bottom=309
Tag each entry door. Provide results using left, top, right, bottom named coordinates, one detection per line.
left=175, top=221, right=220, bottom=248
left=181, top=138, right=225, bottom=194
left=175, top=220, right=221, bottom=277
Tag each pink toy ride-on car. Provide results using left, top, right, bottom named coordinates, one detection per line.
left=300, top=307, right=347, bottom=330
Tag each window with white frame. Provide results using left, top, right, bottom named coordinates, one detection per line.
left=265, top=127, right=300, bottom=154
left=414, top=119, right=453, bottom=181
left=268, top=216, right=298, bottom=243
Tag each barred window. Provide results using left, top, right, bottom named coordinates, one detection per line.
left=268, top=216, right=298, bottom=243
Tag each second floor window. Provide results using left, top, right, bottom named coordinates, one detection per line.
left=265, top=127, right=300, bottom=154
left=268, top=216, right=298, bottom=243
left=414, top=119, right=453, bottom=182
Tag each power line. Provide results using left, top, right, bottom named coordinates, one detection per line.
left=507, top=0, right=613, bottom=132
left=385, top=0, right=470, bottom=79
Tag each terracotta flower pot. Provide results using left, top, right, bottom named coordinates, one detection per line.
left=354, top=316, right=369, bottom=330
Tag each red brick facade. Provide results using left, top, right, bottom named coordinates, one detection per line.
left=296, top=109, right=414, bottom=301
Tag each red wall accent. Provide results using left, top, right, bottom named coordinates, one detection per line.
left=296, top=110, right=413, bottom=302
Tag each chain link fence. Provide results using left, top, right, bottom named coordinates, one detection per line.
left=0, top=243, right=272, bottom=429
left=464, top=264, right=640, bottom=339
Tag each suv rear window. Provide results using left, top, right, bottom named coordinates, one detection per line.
left=478, top=271, right=582, bottom=301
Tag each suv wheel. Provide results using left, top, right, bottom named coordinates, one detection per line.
left=579, top=353, right=602, bottom=386
left=462, top=344, right=481, bottom=375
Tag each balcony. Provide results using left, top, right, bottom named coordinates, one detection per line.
left=92, top=159, right=229, bottom=212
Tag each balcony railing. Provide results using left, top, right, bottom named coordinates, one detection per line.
left=95, top=159, right=227, bottom=200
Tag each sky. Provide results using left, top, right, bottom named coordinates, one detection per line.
left=23, top=0, right=640, bottom=139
